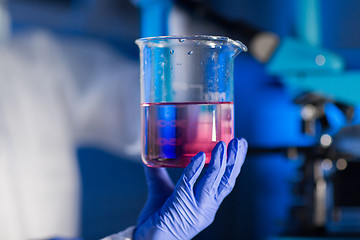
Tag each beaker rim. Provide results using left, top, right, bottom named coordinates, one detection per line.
left=135, top=35, right=247, bottom=52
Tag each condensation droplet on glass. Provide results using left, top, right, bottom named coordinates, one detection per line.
left=179, top=39, right=185, bottom=43
left=187, top=51, right=193, bottom=55
left=208, top=42, right=216, bottom=49
left=159, top=62, right=165, bottom=67
left=177, top=62, right=182, bottom=66
left=170, top=65, right=174, bottom=69
left=196, top=41, right=200, bottom=45
left=170, top=49, right=174, bottom=54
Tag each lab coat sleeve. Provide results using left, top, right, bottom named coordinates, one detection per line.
left=100, top=226, right=136, bottom=240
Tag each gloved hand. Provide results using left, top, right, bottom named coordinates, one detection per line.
left=134, top=138, right=248, bottom=240
left=137, top=166, right=175, bottom=226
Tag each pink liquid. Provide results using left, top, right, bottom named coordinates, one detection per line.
left=141, top=102, right=234, bottom=168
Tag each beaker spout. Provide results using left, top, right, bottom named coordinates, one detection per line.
left=232, top=40, right=248, bottom=57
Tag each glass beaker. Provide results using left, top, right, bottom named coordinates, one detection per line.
left=136, top=35, right=247, bottom=168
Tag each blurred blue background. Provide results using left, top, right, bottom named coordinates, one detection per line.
left=1, top=0, right=360, bottom=239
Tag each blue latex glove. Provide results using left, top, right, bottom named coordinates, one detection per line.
left=137, top=165, right=175, bottom=226
left=134, top=138, right=248, bottom=240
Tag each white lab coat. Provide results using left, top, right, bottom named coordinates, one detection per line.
left=0, top=30, right=140, bottom=240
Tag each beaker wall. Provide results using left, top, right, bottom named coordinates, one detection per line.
left=136, top=35, right=246, bottom=167
left=141, top=102, right=234, bottom=167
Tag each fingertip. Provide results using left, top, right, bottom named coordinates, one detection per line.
left=192, top=151, right=206, bottom=162
left=215, top=140, right=225, bottom=150
left=216, top=138, right=248, bottom=201
left=191, top=151, right=206, bottom=169
left=219, top=141, right=227, bottom=150
left=238, top=138, right=248, bottom=152
left=199, top=152, right=207, bottom=167
left=220, top=141, right=227, bottom=159
left=219, top=141, right=228, bottom=171
left=240, top=137, right=248, bottom=146
left=225, top=138, right=248, bottom=168
left=184, top=151, right=206, bottom=185
left=226, top=138, right=239, bottom=163
left=228, top=138, right=238, bottom=151
left=235, top=138, right=248, bottom=168
left=213, top=141, right=226, bottom=156
left=208, top=141, right=225, bottom=167
left=192, top=152, right=206, bottom=169
left=189, top=151, right=205, bottom=170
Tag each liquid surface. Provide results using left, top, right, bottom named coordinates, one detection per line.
left=141, top=102, right=234, bottom=167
